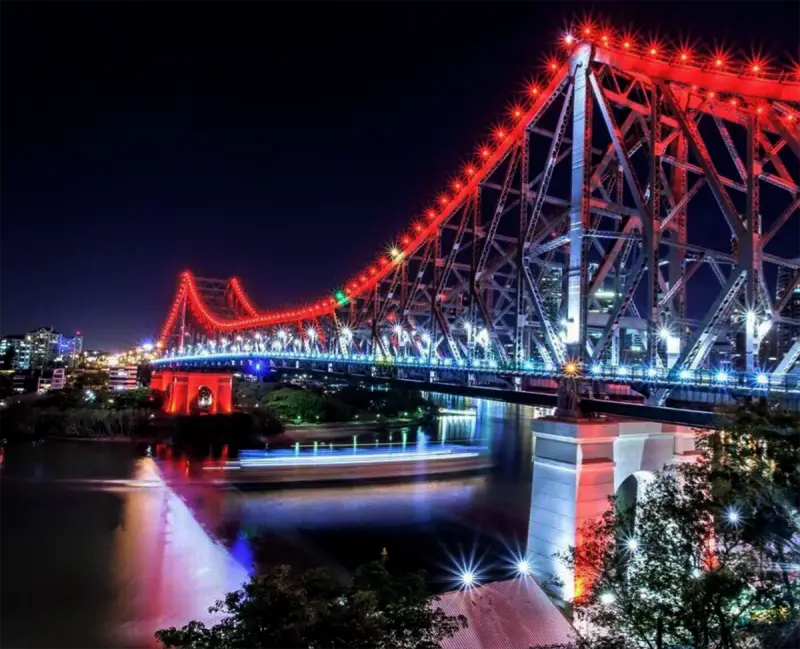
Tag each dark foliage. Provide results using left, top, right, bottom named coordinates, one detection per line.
left=155, top=560, right=467, bottom=649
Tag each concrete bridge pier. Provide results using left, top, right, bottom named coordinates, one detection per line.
left=526, top=416, right=696, bottom=601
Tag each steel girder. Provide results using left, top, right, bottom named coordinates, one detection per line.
left=162, top=43, right=800, bottom=384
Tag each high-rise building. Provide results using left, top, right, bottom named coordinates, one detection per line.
left=0, top=334, right=31, bottom=370
left=539, top=265, right=563, bottom=323
left=28, top=327, right=62, bottom=369
left=58, top=332, right=84, bottom=368
left=776, top=267, right=800, bottom=359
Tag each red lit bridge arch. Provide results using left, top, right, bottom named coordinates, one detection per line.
left=151, top=370, right=233, bottom=415
left=156, top=23, right=800, bottom=408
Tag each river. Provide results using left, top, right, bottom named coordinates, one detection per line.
left=0, top=393, right=554, bottom=648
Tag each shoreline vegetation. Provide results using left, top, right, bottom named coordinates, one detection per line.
left=0, top=376, right=438, bottom=448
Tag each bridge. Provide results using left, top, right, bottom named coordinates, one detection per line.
left=153, top=22, right=800, bottom=412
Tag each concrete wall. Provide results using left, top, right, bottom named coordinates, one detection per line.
left=527, top=417, right=695, bottom=600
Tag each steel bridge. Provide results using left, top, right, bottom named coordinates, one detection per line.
left=155, top=24, right=800, bottom=409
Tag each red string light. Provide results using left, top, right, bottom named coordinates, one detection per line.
left=159, top=20, right=798, bottom=339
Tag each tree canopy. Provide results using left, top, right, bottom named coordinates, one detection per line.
left=155, top=560, right=467, bottom=649
left=555, top=402, right=800, bottom=649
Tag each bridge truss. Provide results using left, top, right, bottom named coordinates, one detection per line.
left=158, top=25, right=800, bottom=404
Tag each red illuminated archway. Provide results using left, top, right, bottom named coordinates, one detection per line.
left=151, top=371, right=233, bottom=415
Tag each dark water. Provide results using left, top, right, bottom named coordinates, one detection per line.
left=0, top=394, right=553, bottom=648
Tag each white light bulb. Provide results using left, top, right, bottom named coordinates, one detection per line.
left=600, top=592, right=615, bottom=605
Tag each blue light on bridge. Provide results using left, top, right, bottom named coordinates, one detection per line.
left=151, top=349, right=796, bottom=396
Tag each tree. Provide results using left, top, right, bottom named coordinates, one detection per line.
left=155, top=560, right=467, bottom=649
left=267, top=387, right=328, bottom=422
left=554, top=402, right=800, bottom=649
left=265, top=387, right=353, bottom=423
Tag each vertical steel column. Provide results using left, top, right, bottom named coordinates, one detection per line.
left=647, top=86, right=662, bottom=366
left=372, top=283, right=381, bottom=357
left=515, top=130, right=530, bottom=367
left=469, top=187, right=480, bottom=363
left=428, top=225, right=442, bottom=363
left=401, top=261, right=408, bottom=325
left=744, top=113, right=762, bottom=371
left=565, top=43, right=593, bottom=363
left=669, top=135, right=688, bottom=333
left=178, top=293, right=187, bottom=354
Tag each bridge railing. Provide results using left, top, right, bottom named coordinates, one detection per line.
left=152, top=350, right=800, bottom=395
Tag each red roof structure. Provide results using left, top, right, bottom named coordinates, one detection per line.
left=435, top=579, right=575, bottom=649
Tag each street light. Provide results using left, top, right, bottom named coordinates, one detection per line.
left=460, top=570, right=475, bottom=587
left=516, top=559, right=532, bottom=576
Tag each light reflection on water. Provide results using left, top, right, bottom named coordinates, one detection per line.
left=109, top=459, right=251, bottom=648
left=0, top=394, right=553, bottom=648
left=228, top=477, right=487, bottom=529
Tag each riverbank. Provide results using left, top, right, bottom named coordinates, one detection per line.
left=40, top=435, right=160, bottom=443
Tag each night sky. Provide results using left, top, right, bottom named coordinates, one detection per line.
left=2, top=1, right=798, bottom=350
